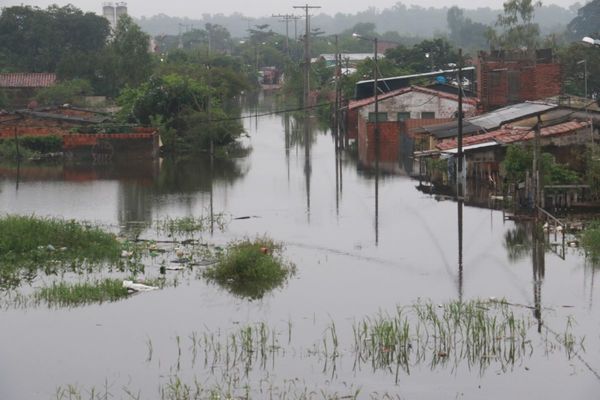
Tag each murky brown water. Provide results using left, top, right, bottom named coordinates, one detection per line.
left=0, top=94, right=598, bottom=399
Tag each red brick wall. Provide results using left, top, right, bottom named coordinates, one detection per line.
left=347, top=108, right=358, bottom=140
left=359, top=121, right=399, bottom=167
left=535, top=63, right=562, bottom=99
left=477, top=58, right=562, bottom=111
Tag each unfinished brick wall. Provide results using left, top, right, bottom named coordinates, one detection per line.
left=477, top=55, right=562, bottom=111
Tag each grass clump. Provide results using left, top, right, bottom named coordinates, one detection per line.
left=34, top=278, right=129, bottom=307
left=0, top=215, right=122, bottom=289
left=580, top=220, right=600, bottom=262
left=155, top=215, right=228, bottom=237
left=204, top=237, right=295, bottom=299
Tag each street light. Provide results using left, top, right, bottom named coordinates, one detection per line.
left=582, top=36, right=600, bottom=47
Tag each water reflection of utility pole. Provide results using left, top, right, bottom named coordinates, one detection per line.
left=304, top=111, right=312, bottom=223
left=374, top=121, right=380, bottom=246
left=532, top=223, right=545, bottom=333
left=457, top=196, right=464, bottom=301
left=210, top=152, right=214, bottom=236
left=284, top=112, right=291, bottom=184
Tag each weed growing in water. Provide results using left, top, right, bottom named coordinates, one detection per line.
left=33, top=278, right=130, bottom=307
left=0, top=215, right=122, bottom=289
left=203, top=237, right=296, bottom=299
left=155, top=215, right=228, bottom=238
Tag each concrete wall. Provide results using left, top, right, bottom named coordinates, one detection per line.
left=357, top=91, right=477, bottom=124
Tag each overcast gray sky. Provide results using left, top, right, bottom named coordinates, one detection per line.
left=2, top=0, right=582, bottom=18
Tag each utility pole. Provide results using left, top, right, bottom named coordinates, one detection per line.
left=272, top=14, right=298, bottom=56
left=457, top=48, right=463, bottom=194
left=533, top=115, right=542, bottom=211
left=292, top=15, right=301, bottom=41
left=294, top=4, right=321, bottom=109
left=334, top=34, right=340, bottom=147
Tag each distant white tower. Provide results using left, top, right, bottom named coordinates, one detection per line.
left=102, top=2, right=127, bottom=30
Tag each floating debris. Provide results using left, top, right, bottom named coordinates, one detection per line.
left=122, top=280, right=158, bottom=292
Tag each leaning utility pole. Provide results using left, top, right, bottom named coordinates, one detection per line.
left=293, top=4, right=321, bottom=109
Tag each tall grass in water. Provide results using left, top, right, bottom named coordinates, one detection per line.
left=353, top=300, right=533, bottom=381
left=0, top=215, right=121, bottom=289
left=34, top=278, right=129, bottom=307
left=580, top=220, right=600, bottom=262
left=203, top=237, right=295, bottom=299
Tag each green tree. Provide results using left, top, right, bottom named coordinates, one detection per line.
left=117, top=74, right=243, bottom=154
left=488, top=0, right=542, bottom=50
left=35, top=79, right=93, bottom=106
left=446, top=6, right=490, bottom=51
left=103, top=15, right=153, bottom=96
left=566, top=0, right=600, bottom=41
left=0, top=5, right=109, bottom=72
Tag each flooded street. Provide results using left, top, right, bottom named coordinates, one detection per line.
left=0, top=94, right=599, bottom=399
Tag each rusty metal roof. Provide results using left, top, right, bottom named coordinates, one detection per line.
left=437, top=120, right=589, bottom=151
left=0, top=73, right=57, bottom=88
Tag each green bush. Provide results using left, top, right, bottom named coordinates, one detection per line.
left=204, top=237, right=295, bottom=299
left=35, top=79, right=93, bottom=106
left=0, top=136, right=62, bottom=160
left=0, top=215, right=122, bottom=290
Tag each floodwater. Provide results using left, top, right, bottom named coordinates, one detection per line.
left=0, top=93, right=599, bottom=399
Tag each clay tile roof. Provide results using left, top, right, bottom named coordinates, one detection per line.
left=0, top=73, right=57, bottom=88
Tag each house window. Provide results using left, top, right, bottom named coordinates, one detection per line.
left=421, top=112, right=435, bottom=119
left=397, top=112, right=411, bottom=121
left=368, top=112, right=388, bottom=122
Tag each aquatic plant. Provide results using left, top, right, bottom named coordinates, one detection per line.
left=203, top=237, right=296, bottom=299
left=155, top=215, right=228, bottom=237
left=0, top=215, right=122, bottom=290
left=580, top=220, right=600, bottom=262
left=34, top=278, right=129, bottom=307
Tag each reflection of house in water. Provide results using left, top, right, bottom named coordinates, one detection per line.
left=347, top=86, right=478, bottom=173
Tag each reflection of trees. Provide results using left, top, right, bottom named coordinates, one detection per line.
left=156, top=154, right=249, bottom=194
left=504, top=224, right=533, bottom=263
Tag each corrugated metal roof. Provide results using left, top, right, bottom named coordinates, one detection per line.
left=468, top=101, right=558, bottom=130
left=421, top=101, right=558, bottom=139
left=444, top=142, right=499, bottom=153
left=17, top=110, right=110, bottom=124
left=421, top=121, right=483, bottom=139
left=0, top=73, right=57, bottom=88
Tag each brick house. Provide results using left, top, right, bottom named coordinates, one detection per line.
left=475, top=49, right=562, bottom=112
left=349, top=86, right=478, bottom=172
left=0, top=73, right=57, bottom=109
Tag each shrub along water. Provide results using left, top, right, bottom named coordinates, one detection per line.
left=203, top=237, right=295, bottom=299
left=0, top=136, right=63, bottom=161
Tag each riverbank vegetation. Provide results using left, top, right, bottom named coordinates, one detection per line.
left=0, top=136, right=63, bottom=161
